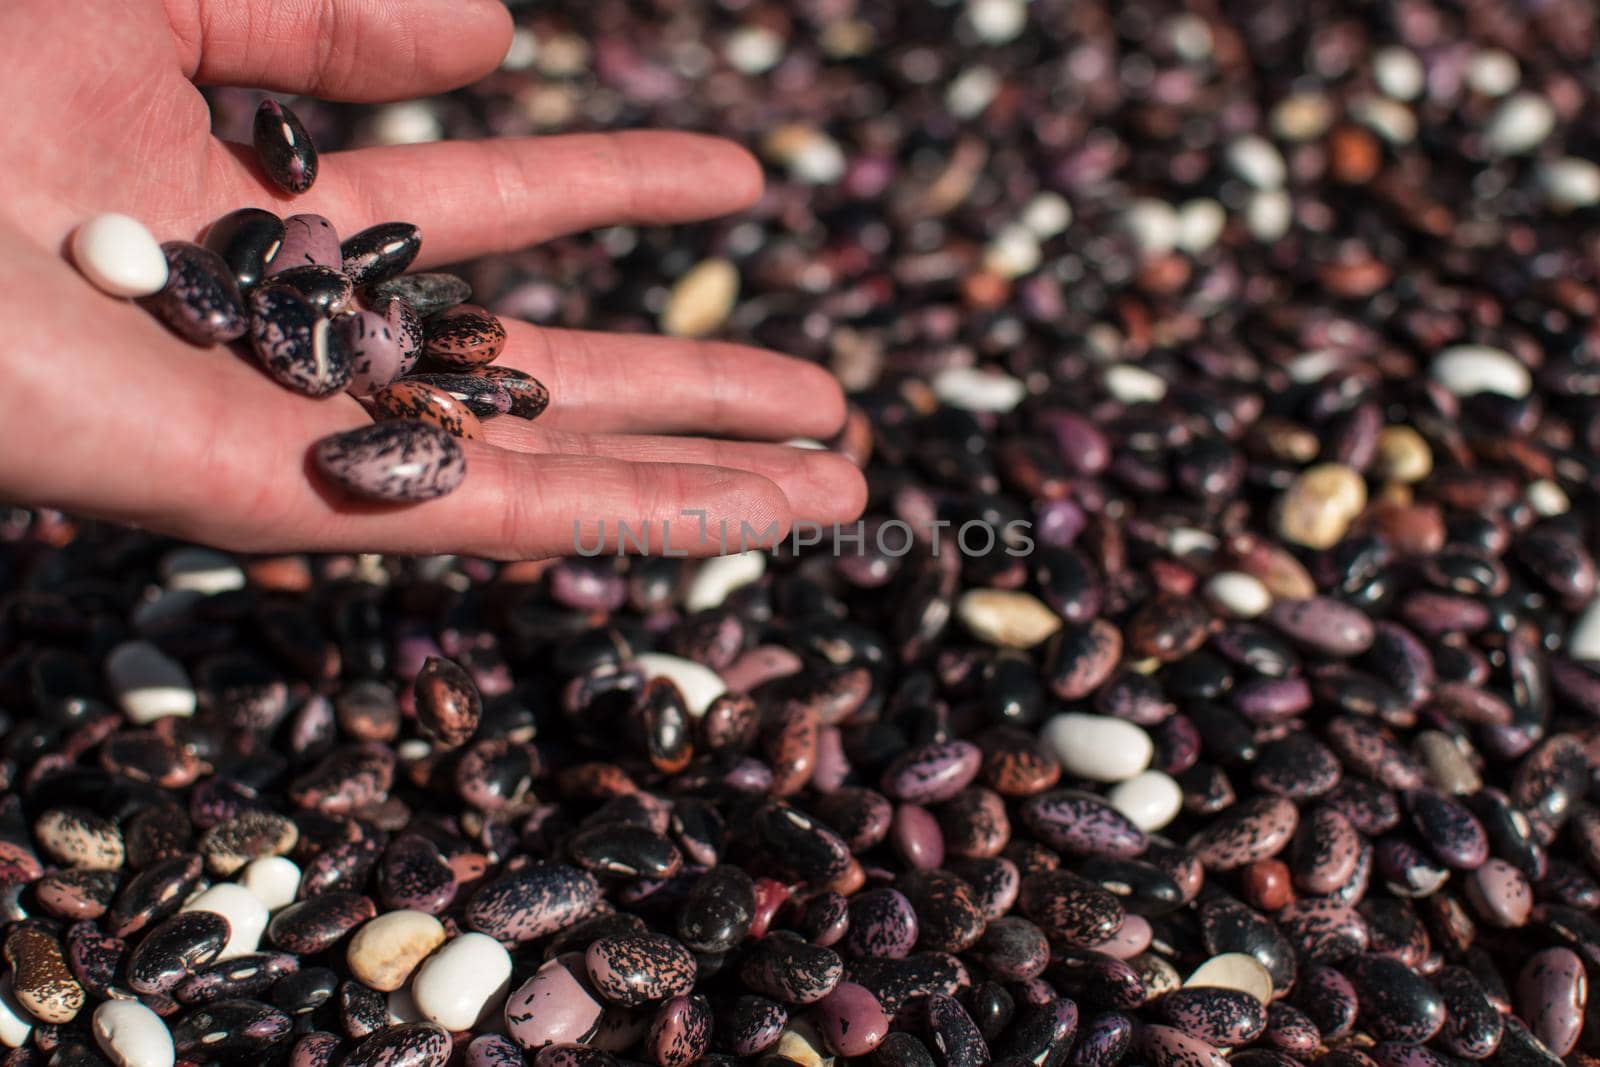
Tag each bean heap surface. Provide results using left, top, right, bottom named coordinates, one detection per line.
left=27, top=2, right=1600, bottom=1067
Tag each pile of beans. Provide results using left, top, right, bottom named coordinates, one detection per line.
left=71, top=100, right=547, bottom=504
left=20, top=1, right=1600, bottom=1067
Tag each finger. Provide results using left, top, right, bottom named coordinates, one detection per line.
left=125, top=383, right=795, bottom=559
left=494, top=322, right=848, bottom=440
left=480, top=421, right=868, bottom=526
left=141, top=388, right=795, bottom=559
left=205, top=132, right=764, bottom=264
left=132, top=407, right=793, bottom=560
left=126, top=372, right=793, bottom=559
left=169, top=0, right=513, bottom=101
left=292, top=449, right=793, bottom=560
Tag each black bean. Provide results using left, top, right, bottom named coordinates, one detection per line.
left=252, top=100, right=318, bottom=193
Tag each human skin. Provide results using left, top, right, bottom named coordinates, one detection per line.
left=0, top=0, right=867, bottom=557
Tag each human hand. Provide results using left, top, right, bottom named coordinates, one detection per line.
left=0, top=0, right=866, bottom=558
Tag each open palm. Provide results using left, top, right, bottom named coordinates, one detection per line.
left=0, top=0, right=865, bottom=557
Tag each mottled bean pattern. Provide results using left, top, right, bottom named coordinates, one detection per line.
left=142, top=242, right=247, bottom=344
left=474, top=366, right=549, bottom=420
left=248, top=287, right=352, bottom=397
left=367, top=272, right=471, bottom=317
left=422, top=305, right=506, bottom=367
left=369, top=381, right=482, bottom=438
left=311, top=421, right=466, bottom=503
